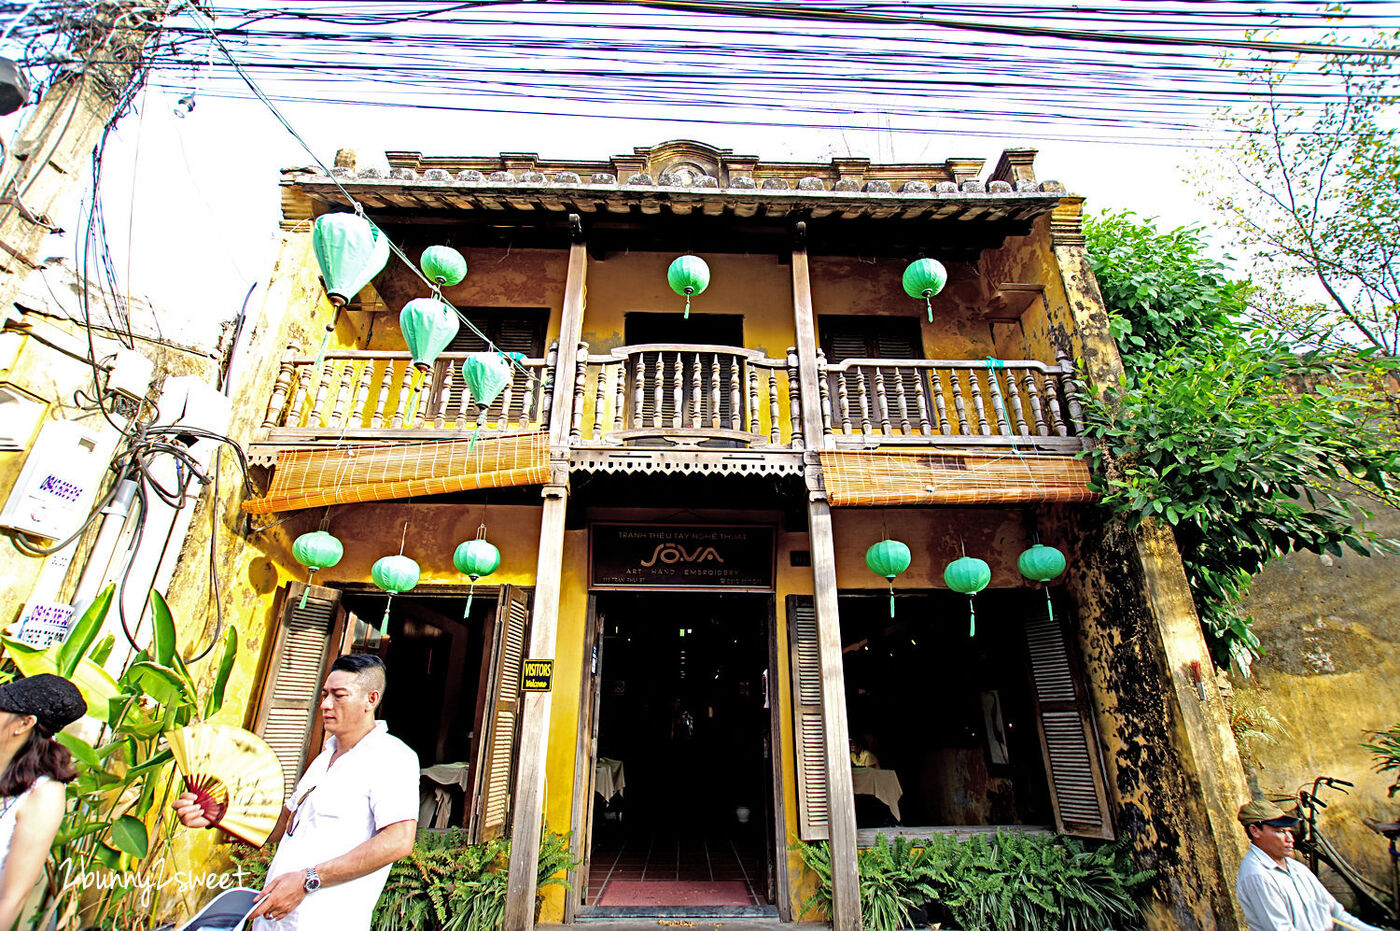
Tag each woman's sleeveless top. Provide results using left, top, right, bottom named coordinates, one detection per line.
left=0, top=777, right=49, bottom=870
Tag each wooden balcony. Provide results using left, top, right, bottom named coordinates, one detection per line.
left=817, top=352, right=1087, bottom=451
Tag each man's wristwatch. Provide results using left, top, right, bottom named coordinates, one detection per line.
left=303, top=867, right=321, bottom=893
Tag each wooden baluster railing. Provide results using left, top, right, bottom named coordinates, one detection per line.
left=389, top=364, right=415, bottom=429
left=893, top=369, right=912, bottom=434
left=671, top=352, right=684, bottom=429
left=874, top=368, right=892, bottom=434
left=1043, top=373, right=1065, bottom=436
left=648, top=355, right=663, bottom=429
left=287, top=364, right=310, bottom=429
left=538, top=343, right=558, bottom=431
left=968, top=369, right=990, bottom=435
left=1059, top=353, right=1085, bottom=434
left=1006, top=370, right=1029, bottom=435
left=634, top=354, right=648, bottom=430
left=350, top=361, right=372, bottom=430
left=499, top=375, right=516, bottom=430
left=985, top=368, right=1010, bottom=435
left=328, top=359, right=353, bottom=428
left=855, top=368, right=872, bottom=435
left=309, top=358, right=337, bottom=427
left=913, top=371, right=932, bottom=435
left=836, top=368, right=852, bottom=433
left=590, top=362, right=607, bottom=441
left=747, top=363, right=760, bottom=434
left=611, top=362, right=625, bottom=437
left=803, top=348, right=819, bottom=445
left=1023, top=371, right=1047, bottom=435
left=767, top=368, right=780, bottom=444
left=570, top=343, right=589, bottom=444
left=950, top=370, right=970, bottom=434
left=369, top=362, right=391, bottom=428
left=433, top=364, right=452, bottom=428
left=264, top=344, right=298, bottom=429
left=709, top=354, right=722, bottom=428
left=689, top=353, right=702, bottom=429
left=729, top=358, right=742, bottom=431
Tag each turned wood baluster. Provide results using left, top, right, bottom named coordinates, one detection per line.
left=709, top=354, right=722, bottom=428
left=951, top=370, right=970, bottom=435
left=1024, top=371, right=1047, bottom=435
left=591, top=362, right=607, bottom=441
left=892, top=370, right=912, bottom=434
left=500, top=374, right=517, bottom=430
left=914, top=371, right=932, bottom=435
left=836, top=368, right=852, bottom=433
left=371, top=362, right=392, bottom=428
left=729, top=358, right=742, bottom=431
left=455, top=367, right=474, bottom=432
left=1006, top=369, right=1028, bottom=435
left=855, top=368, right=872, bottom=435
left=682, top=353, right=696, bottom=428
left=928, top=369, right=948, bottom=435
left=570, top=345, right=589, bottom=444
left=874, top=367, right=892, bottom=434
left=1058, top=353, right=1086, bottom=435
left=671, top=352, right=684, bottom=429
left=263, top=344, right=298, bottom=429
left=309, top=356, right=337, bottom=427
left=612, top=362, right=626, bottom=437
left=968, top=369, right=990, bottom=435
left=652, top=354, right=667, bottom=429
left=389, top=364, right=416, bottom=429
left=434, top=364, right=453, bottom=428
left=746, top=363, right=759, bottom=434
left=768, top=368, right=780, bottom=444
left=538, top=342, right=559, bottom=432
left=798, top=348, right=815, bottom=446
left=635, top=354, right=649, bottom=430
left=1043, top=374, right=1065, bottom=436
left=986, top=369, right=1010, bottom=435
left=352, top=360, right=373, bottom=429
left=328, top=360, right=353, bottom=428
left=288, top=364, right=310, bottom=429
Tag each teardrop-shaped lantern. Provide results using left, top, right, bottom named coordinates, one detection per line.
left=944, top=555, right=991, bottom=636
left=1017, top=543, right=1067, bottom=622
left=865, top=539, right=911, bottom=618
left=902, top=258, right=948, bottom=323
left=460, top=352, right=513, bottom=410
left=454, top=532, right=501, bottom=618
left=400, top=298, right=460, bottom=374
left=420, top=245, right=468, bottom=287
left=313, top=213, right=391, bottom=307
left=371, top=555, right=420, bottom=636
left=292, top=530, right=343, bottom=609
left=667, top=255, right=711, bottom=319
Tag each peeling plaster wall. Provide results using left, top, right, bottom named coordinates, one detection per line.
left=1238, top=499, right=1400, bottom=899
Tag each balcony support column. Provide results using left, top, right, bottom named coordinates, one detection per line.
left=504, top=218, right=587, bottom=931
left=791, top=224, right=861, bottom=931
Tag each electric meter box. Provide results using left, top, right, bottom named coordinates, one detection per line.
left=0, top=419, right=115, bottom=541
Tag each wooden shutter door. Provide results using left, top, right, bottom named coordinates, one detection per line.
left=253, top=583, right=341, bottom=798
left=1024, top=608, right=1114, bottom=839
left=787, top=596, right=830, bottom=840
left=472, top=585, right=531, bottom=841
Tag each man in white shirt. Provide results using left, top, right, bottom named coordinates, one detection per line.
left=1235, top=798, right=1382, bottom=931
left=174, top=653, right=419, bottom=930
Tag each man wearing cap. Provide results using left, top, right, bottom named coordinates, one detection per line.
left=1236, top=798, right=1383, bottom=931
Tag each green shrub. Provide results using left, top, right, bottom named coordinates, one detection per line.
left=796, top=830, right=1152, bottom=931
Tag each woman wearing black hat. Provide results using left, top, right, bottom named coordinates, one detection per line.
left=0, top=673, right=86, bottom=931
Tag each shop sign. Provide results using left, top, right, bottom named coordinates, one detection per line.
left=521, top=659, right=553, bottom=692
left=589, top=523, right=776, bottom=591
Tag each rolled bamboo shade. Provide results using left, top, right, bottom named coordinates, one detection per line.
left=819, top=449, right=1096, bottom=507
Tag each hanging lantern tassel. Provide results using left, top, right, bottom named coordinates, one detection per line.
left=684, top=287, right=694, bottom=320
left=1017, top=542, right=1067, bottom=625
left=379, top=593, right=395, bottom=636
left=865, top=539, right=911, bottom=619
left=944, top=555, right=991, bottom=638
left=301, top=571, right=316, bottom=610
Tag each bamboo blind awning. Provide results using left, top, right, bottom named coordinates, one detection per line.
left=243, top=432, right=549, bottom=514
left=819, top=449, right=1097, bottom=507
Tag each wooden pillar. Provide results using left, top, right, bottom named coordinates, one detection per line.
left=791, top=225, right=862, bottom=931
left=503, top=223, right=587, bottom=931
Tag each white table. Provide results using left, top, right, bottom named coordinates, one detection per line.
left=852, top=767, right=902, bottom=821
left=419, top=763, right=471, bottom=828
left=595, top=757, right=626, bottom=801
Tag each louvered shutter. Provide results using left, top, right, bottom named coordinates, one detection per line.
left=1024, top=608, right=1113, bottom=839
left=787, top=596, right=830, bottom=840
left=631, top=350, right=740, bottom=431
left=471, top=585, right=531, bottom=841
left=820, top=319, right=921, bottom=429
left=430, top=310, right=547, bottom=419
left=253, top=583, right=340, bottom=798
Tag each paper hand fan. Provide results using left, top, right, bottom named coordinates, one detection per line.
left=169, top=723, right=284, bottom=847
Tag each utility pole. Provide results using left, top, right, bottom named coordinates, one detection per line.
left=0, top=0, right=165, bottom=313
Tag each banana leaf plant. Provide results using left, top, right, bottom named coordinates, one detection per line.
left=0, top=585, right=240, bottom=931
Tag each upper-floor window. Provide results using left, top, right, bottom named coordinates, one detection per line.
left=818, top=315, right=922, bottom=362
left=429, top=308, right=549, bottom=414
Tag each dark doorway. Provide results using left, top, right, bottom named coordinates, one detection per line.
left=626, top=312, right=744, bottom=347
left=586, top=593, right=774, bottom=913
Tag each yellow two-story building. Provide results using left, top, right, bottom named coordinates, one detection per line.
left=198, top=140, right=1249, bottom=930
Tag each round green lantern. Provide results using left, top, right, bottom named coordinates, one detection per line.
left=902, top=257, right=948, bottom=323
left=1017, top=542, right=1067, bottom=621
left=400, top=298, right=460, bottom=373
left=866, top=539, right=911, bottom=617
left=371, top=554, right=420, bottom=635
left=944, top=555, right=991, bottom=636
left=454, top=530, right=501, bottom=618
left=420, top=245, right=468, bottom=287
left=292, top=530, right=343, bottom=609
left=667, top=255, right=710, bottom=319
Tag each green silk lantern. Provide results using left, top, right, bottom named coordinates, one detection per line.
left=311, top=212, right=391, bottom=369
left=1017, top=542, right=1067, bottom=622
left=371, top=554, right=420, bottom=636
left=454, top=528, right=501, bottom=618
left=292, top=530, right=343, bottom=609
left=420, top=245, right=468, bottom=287
left=902, top=258, right=948, bottom=323
left=400, top=298, right=460, bottom=373
left=865, top=539, right=911, bottom=617
left=944, top=555, right=991, bottom=636
left=460, top=352, right=512, bottom=409
left=667, top=255, right=710, bottom=319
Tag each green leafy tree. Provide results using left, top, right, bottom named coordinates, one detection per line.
left=1083, top=212, right=1400, bottom=673
left=1206, top=30, right=1400, bottom=355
